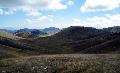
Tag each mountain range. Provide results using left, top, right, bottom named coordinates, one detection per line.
left=0, top=27, right=60, bottom=38
left=0, top=26, right=120, bottom=57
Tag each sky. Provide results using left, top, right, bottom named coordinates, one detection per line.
left=0, top=0, right=120, bottom=29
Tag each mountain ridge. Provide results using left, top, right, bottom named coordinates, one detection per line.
left=0, top=26, right=120, bottom=54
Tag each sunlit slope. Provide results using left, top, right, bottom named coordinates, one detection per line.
left=0, top=31, right=20, bottom=40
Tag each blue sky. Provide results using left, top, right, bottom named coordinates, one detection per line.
left=0, top=0, right=120, bottom=29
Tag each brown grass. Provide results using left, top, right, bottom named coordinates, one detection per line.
left=0, top=54, right=120, bottom=73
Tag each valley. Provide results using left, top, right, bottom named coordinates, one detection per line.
left=0, top=26, right=120, bottom=73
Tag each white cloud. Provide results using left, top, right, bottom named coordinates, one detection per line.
left=73, top=19, right=80, bottom=22
left=48, top=15, right=54, bottom=18
left=0, top=8, right=15, bottom=15
left=80, top=0, right=120, bottom=12
left=0, top=9, right=3, bottom=15
left=0, top=0, right=67, bottom=16
left=21, top=13, right=120, bottom=29
left=72, top=14, right=120, bottom=28
left=48, top=0, right=67, bottom=10
left=36, top=16, right=53, bottom=22
left=68, top=0, right=74, bottom=5
left=52, top=14, right=120, bottom=29
left=26, top=10, right=42, bottom=16
left=23, top=15, right=54, bottom=28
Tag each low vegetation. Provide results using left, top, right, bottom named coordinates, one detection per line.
left=0, top=54, right=120, bottom=73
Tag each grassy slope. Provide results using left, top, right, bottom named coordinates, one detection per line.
left=0, top=44, right=36, bottom=60
left=0, top=54, right=120, bottom=73
left=0, top=31, right=21, bottom=40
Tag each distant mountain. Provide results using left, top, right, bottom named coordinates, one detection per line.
left=42, top=27, right=60, bottom=33
left=15, top=29, right=47, bottom=38
left=31, top=29, right=46, bottom=35
left=15, top=27, right=60, bottom=38
left=0, top=29, right=15, bottom=34
left=15, top=28, right=33, bottom=33
left=15, top=27, right=60, bottom=34
left=103, top=26, right=120, bottom=33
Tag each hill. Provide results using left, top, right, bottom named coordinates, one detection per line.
left=53, top=26, right=109, bottom=40
left=15, top=26, right=120, bottom=54
left=1, top=26, right=120, bottom=54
